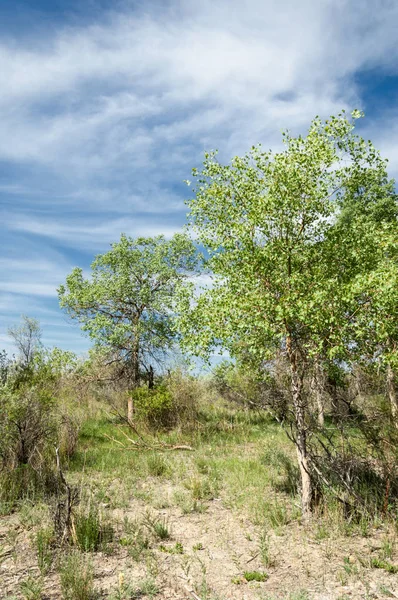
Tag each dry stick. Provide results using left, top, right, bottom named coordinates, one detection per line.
left=55, top=446, right=77, bottom=544
left=183, top=585, right=203, bottom=600
left=103, top=431, right=193, bottom=451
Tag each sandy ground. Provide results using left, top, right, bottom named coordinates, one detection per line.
left=2, top=482, right=398, bottom=600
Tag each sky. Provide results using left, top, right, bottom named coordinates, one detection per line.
left=1, top=0, right=398, bottom=356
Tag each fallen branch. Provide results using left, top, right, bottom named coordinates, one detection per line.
left=103, top=430, right=193, bottom=452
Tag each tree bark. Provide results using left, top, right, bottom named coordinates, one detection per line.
left=386, top=364, right=398, bottom=428
left=148, top=365, right=154, bottom=390
left=128, top=338, right=140, bottom=424
left=287, top=337, right=313, bottom=519
left=312, top=359, right=325, bottom=427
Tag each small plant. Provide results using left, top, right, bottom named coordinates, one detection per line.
left=243, top=571, right=268, bottom=582
left=370, top=557, right=398, bottom=574
left=184, top=476, right=215, bottom=501
left=143, top=512, right=171, bottom=540
left=381, top=536, right=395, bottom=560
left=174, top=490, right=208, bottom=514
left=146, top=454, right=170, bottom=477
left=342, top=556, right=358, bottom=575
left=74, top=506, right=113, bottom=552
left=259, top=530, right=274, bottom=567
left=20, top=576, right=43, bottom=600
left=127, top=536, right=150, bottom=562
left=159, top=541, right=184, bottom=554
left=260, top=499, right=289, bottom=528
left=139, top=577, right=159, bottom=599
left=58, top=551, right=95, bottom=600
left=35, top=527, right=54, bottom=575
left=193, top=542, right=204, bottom=551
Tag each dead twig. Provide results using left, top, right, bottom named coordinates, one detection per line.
left=103, top=431, right=193, bottom=452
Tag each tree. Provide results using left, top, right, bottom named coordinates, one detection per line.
left=58, top=233, right=199, bottom=422
left=179, top=111, right=397, bottom=517
left=8, top=315, right=42, bottom=367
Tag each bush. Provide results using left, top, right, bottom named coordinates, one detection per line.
left=0, top=464, right=59, bottom=509
left=74, top=506, right=114, bottom=552
left=58, top=551, right=94, bottom=600
left=132, top=371, right=198, bottom=429
left=0, top=387, right=57, bottom=470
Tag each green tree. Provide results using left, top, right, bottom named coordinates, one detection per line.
left=180, top=111, right=397, bottom=517
left=58, top=233, right=199, bottom=422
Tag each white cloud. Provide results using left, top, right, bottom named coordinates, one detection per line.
left=1, top=0, right=398, bottom=354
left=4, top=215, right=182, bottom=248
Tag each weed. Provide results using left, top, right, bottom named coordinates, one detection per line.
left=184, top=476, right=216, bottom=501
left=243, top=571, right=268, bottom=582
left=193, top=542, right=204, bottom=551
left=258, top=498, right=289, bottom=528
left=19, top=575, right=43, bottom=600
left=58, top=551, right=95, bottom=600
left=108, top=573, right=158, bottom=600
left=381, top=536, right=395, bottom=560
left=314, top=522, right=330, bottom=541
left=146, top=454, right=170, bottom=477
left=143, top=512, right=171, bottom=540
left=342, top=556, right=359, bottom=575
left=174, top=490, right=207, bottom=514
left=74, top=506, right=114, bottom=552
left=35, top=527, right=54, bottom=575
left=259, top=530, right=274, bottom=567
left=370, top=557, right=398, bottom=573
left=159, top=541, right=184, bottom=554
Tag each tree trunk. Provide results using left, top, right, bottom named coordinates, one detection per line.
left=287, top=338, right=313, bottom=519
left=148, top=365, right=154, bottom=390
left=387, top=365, right=398, bottom=427
left=312, top=360, right=325, bottom=427
left=128, top=339, right=140, bottom=424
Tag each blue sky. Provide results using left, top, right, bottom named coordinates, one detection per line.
left=1, top=0, right=398, bottom=356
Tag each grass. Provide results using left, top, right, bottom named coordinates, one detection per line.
left=35, top=527, right=54, bottom=575
left=243, top=570, right=268, bottom=582
left=58, top=551, right=95, bottom=600
left=19, top=575, right=43, bottom=600
left=6, top=400, right=398, bottom=600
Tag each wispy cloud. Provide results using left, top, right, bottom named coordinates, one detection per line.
left=1, top=0, right=398, bottom=353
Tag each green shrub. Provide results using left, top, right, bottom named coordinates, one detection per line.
left=132, top=371, right=198, bottom=429
left=35, top=527, right=55, bottom=574
left=74, top=506, right=114, bottom=552
left=132, top=386, right=174, bottom=428
left=58, top=551, right=95, bottom=600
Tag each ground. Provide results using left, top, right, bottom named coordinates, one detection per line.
left=1, top=406, right=398, bottom=600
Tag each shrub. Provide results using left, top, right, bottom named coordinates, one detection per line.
left=35, top=527, right=55, bottom=574
left=74, top=506, right=114, bottom=552
left=132, top=385, right=174, bottom=428
left=132, top=370, right=198, bottom=429
left=0, top=387, right=57, bottom=470
left=58, top=551, right=94, bottom=600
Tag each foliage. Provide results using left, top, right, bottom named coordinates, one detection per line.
left=180, top=110, right=398, bottom=516
left=133, top=371, right=198, bottom=429
left=58, top=234, right=200, bottom=390
left=58, top=551, right=95, bottom=600
left=74, top=505, right=114, bottom=552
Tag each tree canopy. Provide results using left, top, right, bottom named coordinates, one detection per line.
left=58, top=233, right=199, bottom=391
left=179, top=110, right=398, bottom=515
